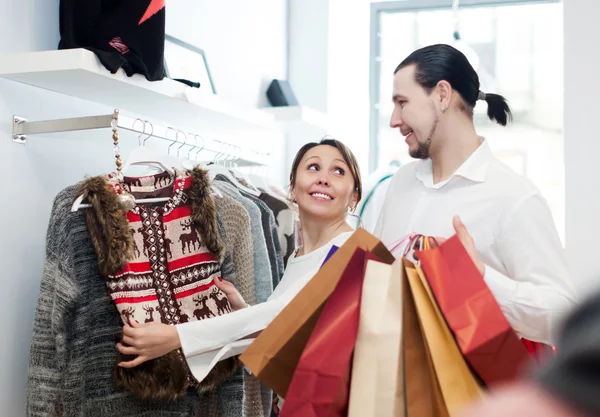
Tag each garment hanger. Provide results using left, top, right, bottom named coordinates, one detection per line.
left=207, top=141, right=261, bottom=196
left=72, top=120, right=173, bottom=212
left=174, top=132, right=222, bottom=198
left=228, top=145, right=263, bottom=192
left=120, top=119, right=175, bottom=176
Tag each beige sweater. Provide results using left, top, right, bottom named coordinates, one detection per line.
left=214, top=194, right=264, bottom=417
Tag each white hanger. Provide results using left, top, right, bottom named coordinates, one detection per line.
left=227, top=145, right=263, bottom=193
left=186, top=133, right=223, bottom=198
left=72, top=121, right=174, bottom=212
left=207, top=141, right=261, bottom=196
left=120, top=120, right=175, bottom=176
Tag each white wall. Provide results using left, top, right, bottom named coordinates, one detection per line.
left=564, top=0, right=600, bottom=295
left=0, top=1, right=288, bottom=415
left=288, top=0, right=372, bottom=171
left=167, top=0, right=288, bottom=109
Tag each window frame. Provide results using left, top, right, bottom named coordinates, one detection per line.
left=368, top=0, right=561, bottom=173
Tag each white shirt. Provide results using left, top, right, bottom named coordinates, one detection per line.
left=177, top=231, right=354, bottom=383
left=374, top=139, right=576, bottom=345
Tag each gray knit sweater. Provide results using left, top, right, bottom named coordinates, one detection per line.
left=213, top=181, right=273, bottom=304
left=27, top=185, right=208, bottom=416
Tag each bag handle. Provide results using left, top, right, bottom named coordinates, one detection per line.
left=386, top=232, right=417, bottom=254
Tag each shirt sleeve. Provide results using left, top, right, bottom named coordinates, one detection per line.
left=482, top=192, right=577, bottom=345
left=533, top=289, right=600, bottom=416
left=178, top=266, right=318, bottom=358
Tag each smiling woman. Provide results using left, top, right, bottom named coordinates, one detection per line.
left=114, top=138, right=363, bottom=415
left=289, top=138, right=362, bottom=246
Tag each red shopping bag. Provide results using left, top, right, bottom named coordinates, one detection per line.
left=522, top=339, right=555, bottom=364
left=280, top=248, right=377, bottom=417
left=417, top=235, right=530, bottom=386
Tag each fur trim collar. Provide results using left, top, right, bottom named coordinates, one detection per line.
left=75, top=167, right=236, bottom=400
left=76, top=167, right=224, bottom=276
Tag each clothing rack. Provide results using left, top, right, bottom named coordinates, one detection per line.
left=11, top=110, right=270, bottom=166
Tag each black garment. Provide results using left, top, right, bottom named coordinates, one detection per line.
left=535, top=290, right=600, bottom=416
left=259, top=192, right=296, bottom=269
left=59, top=0, right=166, bottom=81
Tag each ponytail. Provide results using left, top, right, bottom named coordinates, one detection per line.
left=479, top=91, right=512, bottom=126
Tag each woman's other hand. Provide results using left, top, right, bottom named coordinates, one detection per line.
left=117, top=320, right=181, bottom=368
left=213, top=276, right=249, bottom=311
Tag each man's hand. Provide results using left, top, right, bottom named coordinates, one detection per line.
left=213, top=277, right=249, bottom=311
left=435, top=216, right=485, bottom=276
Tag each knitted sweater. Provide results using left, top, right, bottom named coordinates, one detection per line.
left=27, top=168, right=240, bottom=416
left=27, top=185, right=205, bottom=416
left=213, top=181, right=273, bottom=304
left=214, top=193, right=263, bottom=417
left=214, top=194, right=256, bottom=305
left=258, top=192, right=296, bottom=269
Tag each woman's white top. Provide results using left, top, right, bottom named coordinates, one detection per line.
left=177, top=231, right=354, bottom=383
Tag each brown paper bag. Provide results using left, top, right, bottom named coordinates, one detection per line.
left=348, top=259, right=403, bottom=417
left=240, top=228, right=394, bottom=397
left=405, top=260, right=483, bottom=416
left=403, top=259, right=447, bottom=417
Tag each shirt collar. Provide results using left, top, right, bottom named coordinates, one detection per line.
left=415, top=137, right=492, bottom=189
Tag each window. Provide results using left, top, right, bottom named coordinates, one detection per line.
left=369, top=0, right=564, bottom=241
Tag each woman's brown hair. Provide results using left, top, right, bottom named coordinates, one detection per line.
left=289, top=138, right=362, bottom=209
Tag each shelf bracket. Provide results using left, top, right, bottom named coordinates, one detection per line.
left=12, top=115, right=27, bottom=144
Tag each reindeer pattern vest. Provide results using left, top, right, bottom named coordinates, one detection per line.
left=79, top=167, right=238, bottom=401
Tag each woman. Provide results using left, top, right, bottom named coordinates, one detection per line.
left=115, top=138, right=362, bottom=382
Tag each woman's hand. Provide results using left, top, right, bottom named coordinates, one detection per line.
left=117, top=320, right=181, bottom=368
left=213, top=276, right=249, bottom=311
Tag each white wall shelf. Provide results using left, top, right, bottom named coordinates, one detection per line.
left=0, top=49, right=275, bottom=136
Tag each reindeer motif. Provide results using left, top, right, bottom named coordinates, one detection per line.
left=130, top=228, right=141, bottom=258
left=177, top=301, right=190, bottom=322
left=192, top=295, right=214, bottom=320
left=164, top=237, right=173, bottom=259
left=137, top=226, right=150, bottom=257
left=143, top=305, right=155, bottom=323
left=154, top=171, right=171, bottom=188
left=210, top=288, right=232, bottom=315
left=130, top=178, right=143, bottom=187
left=120, top=306, right=136, bottom=323
left=179, top=219, right=202, bottom=254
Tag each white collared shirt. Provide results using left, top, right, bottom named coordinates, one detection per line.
left=374, top=139, right=577, bottom=344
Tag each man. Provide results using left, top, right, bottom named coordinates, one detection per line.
left=374, top=44, right=576, bottom=344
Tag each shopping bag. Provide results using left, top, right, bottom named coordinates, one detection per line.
left=348, top=259, right=404, bottom=417
left=240, top=228, right=394, bottom=397
left=402, top=259, right=446, bottom=417
left=522, top=339, right=555, bottom=364
left=417, top=235, right=530, bottom=385
left=405, top=260, right=483, bottom=416
left=280, top=249, right=379, bottom=417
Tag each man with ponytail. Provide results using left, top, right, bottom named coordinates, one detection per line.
left=374, top=44, right=576, bottom=345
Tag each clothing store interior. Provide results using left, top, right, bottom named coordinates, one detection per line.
left=1, top=0, right=599, bottom=416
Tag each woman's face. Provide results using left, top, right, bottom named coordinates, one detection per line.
left=291, top=145, right=357, bottom=222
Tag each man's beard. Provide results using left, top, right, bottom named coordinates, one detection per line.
left=409, top=117, right=438, bottom=159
